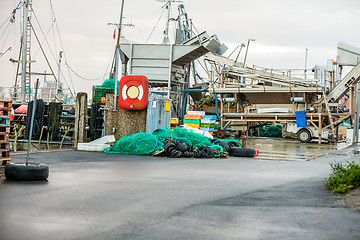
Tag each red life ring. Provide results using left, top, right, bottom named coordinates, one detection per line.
left=119, top=75, right=149, bottom=110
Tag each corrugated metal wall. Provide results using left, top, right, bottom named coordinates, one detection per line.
left=146, top=97, right=171, bottom=133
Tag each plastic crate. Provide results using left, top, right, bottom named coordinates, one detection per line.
left=184, top=114, right=203, bottom=119
left=202, top=115, right=217, bottom=120
left=184, top=119, right=201, bottom=123
left=184, top=123, right=200, bottom=129
left=200, top=127, right=215, bottom=131
left=187, top=111, right=205, bottom=115
left=201, top=119, right=216, bottom=124
left=171, top=118, right=179, bottom=125
left=201, top=123, right=216, bottom=128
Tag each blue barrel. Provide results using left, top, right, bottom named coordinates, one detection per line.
left=295, top=110, right=307, bottom=127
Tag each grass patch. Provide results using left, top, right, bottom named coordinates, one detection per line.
left=324, top=161, right=360, bottom=194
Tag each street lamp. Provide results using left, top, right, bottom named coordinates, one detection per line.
left=235, top=43, right=246, bottom=62
left=243, top=38, right=255, bottom=67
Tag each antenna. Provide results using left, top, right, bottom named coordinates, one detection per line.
left=157, top=0, right=182, bottom=44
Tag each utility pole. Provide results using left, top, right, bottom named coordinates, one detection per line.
left=113, top=0, right=125, bottom=111
left=159, top=0, right=182, bottom=44
left=163, top=1, right=171, bottom=44
left=304, top=48, right=308, bottom=79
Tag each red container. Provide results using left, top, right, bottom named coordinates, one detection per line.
left=119, top=75, right=149, bottom=110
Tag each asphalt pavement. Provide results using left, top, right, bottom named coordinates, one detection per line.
left=0, top=145, right=359, bottom=240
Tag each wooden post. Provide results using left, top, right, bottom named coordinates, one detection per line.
left=74, top=92, right=88, bottom=146
left=220, top=96, right=224, bottom=128
left=318, top=113, right=322, bottom=144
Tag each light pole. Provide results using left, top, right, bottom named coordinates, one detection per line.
left=235, top=43, right=246, bottom=62
left=243, top=38, right=255, bottom=67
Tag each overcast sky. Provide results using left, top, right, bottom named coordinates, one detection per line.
left=0, top=0, right=359, bottom=97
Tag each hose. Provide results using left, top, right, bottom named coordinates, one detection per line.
left=181, top=87, right=209, bottom=122
left=13, top=124, right=25, bottom=152
left=60, top=126, right=70, bottom=149
left=38, top=126, right=48, bottom=144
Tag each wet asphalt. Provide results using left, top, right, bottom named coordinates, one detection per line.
left=0, top=145, right=360, bottom=240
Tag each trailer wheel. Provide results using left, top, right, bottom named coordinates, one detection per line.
left=216, top=130, right=225, bottom=138
left=5, top=162, right=49, bottom=181
left=297, top=128, right=312, bottom=143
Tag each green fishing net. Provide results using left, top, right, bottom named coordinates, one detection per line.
left=152, top=127, right=212, bottom=146
left=95, top=78, right=120, bottom=90
left=104, top=132, right=163, bottom=155
left=105, top=127, right=231, bottom=155
left=251, top=124, right=283, bottom=138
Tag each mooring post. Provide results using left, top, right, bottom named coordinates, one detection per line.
left=74, top=92, right=88, bottom=147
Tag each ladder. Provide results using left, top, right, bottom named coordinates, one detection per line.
left=24, top=0, right=33, bottom=102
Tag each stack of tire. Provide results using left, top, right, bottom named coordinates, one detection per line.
left=163, top=139, right=215, bottom=158
left=212, top=139, right=258, bottom=157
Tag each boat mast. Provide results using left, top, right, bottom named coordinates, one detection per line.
left=21, top=0, right=32, bottom=103
left=57, top=51, right=63, bottom=100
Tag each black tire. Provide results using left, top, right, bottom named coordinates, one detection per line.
left=297, top=128, right=312, bottom=143
left=5, top=162, right=49, bottom=181
left=216, top=141, right=230, bottom=152
left=230, top=147, right=256, bottom=157
left=205, top=147, right=214, bottom=158
left=170, top=149, right=182, bottom=158
left=164, top=142, right=176, bottom=155
left=176, top=142, right=190, bottom=152
left=227, top=141, right=240, bottom=148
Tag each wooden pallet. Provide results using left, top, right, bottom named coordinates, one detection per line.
left=0, top=100, right=12, bottom=166
left=1, top=157, right=11, bottom=166
left=0, top=126, right=10, bottom=134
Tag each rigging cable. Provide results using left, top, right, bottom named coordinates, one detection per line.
left=31, top=4, right=75, bottom=97
left=0, top=16, right=11, bottom=30
left=32, top=19, right=56, bottom=58
left=49, top=0, right=76, bottom=95
left=0, top=1, right=23, bottom=30
left=145, top=5, right=166, bottom=43
left=49, top=0, right=109, bottom=87
left=0, top=21, right=12, bottom=53
left=65, top=63, right=110, bottom=81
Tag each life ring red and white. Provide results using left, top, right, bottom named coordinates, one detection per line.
left=119, top=75, right=149, bottom=110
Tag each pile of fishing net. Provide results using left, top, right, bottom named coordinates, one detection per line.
left=251, top=124, right=283, bottom=138
left=95, top=78, right=119, bottom=90
left=104, top=127, right=243, bottom=158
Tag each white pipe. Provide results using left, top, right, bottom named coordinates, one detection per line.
left=167, top=44, right=173, bottom=98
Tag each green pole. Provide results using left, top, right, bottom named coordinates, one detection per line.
left=26, top=79, right=40, bottom=165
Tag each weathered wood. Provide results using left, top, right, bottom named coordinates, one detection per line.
left=74, top=92, right=88, bottom=146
